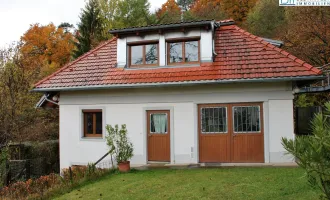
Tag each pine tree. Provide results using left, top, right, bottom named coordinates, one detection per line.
left=177, top=0, right=195, bottom=11
left=73, top=0, right=105, bottom=59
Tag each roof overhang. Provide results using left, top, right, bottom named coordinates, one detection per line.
left=32, top=76, right=324, bottom=92
left=109, top=20, right=217, bottom=37
left=35, top=93, right=59, bottom=108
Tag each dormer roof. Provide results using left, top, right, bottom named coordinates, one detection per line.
left=33, top=20, right=323, bottom=92
left=109, top=20, right=231, bottom=36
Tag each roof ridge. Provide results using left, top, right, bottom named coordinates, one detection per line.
left=232, top=25, right=322, bottom=75
left=34, top=37, right=118, bottom=88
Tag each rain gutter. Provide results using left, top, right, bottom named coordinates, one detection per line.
left=32, top=76, right=324, bottom=92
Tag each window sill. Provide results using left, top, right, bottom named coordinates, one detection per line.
left=126, top=64, right=201, bottom=70
left=80, top=137, right=105, bottom=142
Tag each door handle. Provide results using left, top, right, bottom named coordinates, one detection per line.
left=148, top=134, right=152, bottom=137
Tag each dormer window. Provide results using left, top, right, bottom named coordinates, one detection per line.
left=167, top=39, right=200, bottom=65
left=128, top=42, right=159, bottom=68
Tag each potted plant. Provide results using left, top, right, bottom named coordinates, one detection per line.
left=105, top=124, right=133, bottom=172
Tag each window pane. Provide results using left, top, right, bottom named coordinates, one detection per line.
left=201, top=107, right=227, bottom=134
left=150, top=114, right=167, bottom=134
left=85, top=113, right=93, bottom=134
left=131, top=45, right=143, bottom=65
left=169, top=42, right=183, bottom=63
left=95, top=112, right=102, bottom=134
left=233, top=106, right=260, bottom=133
left=185, top=41, right=198, bottom=62
left=145, top=44, right=158, bottom=64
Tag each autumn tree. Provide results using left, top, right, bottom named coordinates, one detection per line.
left=283, top=7, right=330, bottom=67
left=73, top=0, right=105, bottom=59
left=0, top=44, right=59, bottom=144
left=156, top=0, right=182, bottom=23
left=247, top=0, right=286, bottom=38
left=222, top=0, right=258, bottom=23
left=190, top=0, right=227, bottom=20
left=20, top=23, right=75, bottom=78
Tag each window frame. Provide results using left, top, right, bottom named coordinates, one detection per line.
left=232, top=105, right=261, bottom=134
left=200, top=106, right=228, bottom=134
left=167, top=38, right=200, bottom=65
left=128, top=41, right=159, bottom=68
left=82, top=109, right=103, bottom=138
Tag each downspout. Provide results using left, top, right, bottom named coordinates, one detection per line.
left=211, top=21, right=221, bottom=60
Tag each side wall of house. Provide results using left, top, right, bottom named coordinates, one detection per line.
left=59, top=82, right=295, bottom=170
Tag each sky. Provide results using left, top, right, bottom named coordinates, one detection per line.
left=0, top=0, right=166, bottom=48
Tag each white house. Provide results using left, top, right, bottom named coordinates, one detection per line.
left=33, top=20, right=323, bottom=170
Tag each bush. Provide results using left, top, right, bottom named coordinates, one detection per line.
left=0, top=165, right=112, bottom=199
left=282, top=102, right=330, bottom=200
left=105, top=124, right=133, bottom=164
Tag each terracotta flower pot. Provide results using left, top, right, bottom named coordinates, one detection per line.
left=118, top=161, right=130, bottom=172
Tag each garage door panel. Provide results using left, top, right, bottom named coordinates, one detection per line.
left=232, top=134, right=264, bottom=163
left=199, top=135, right=230, bottom=162
left=199, top=103, right=264, bottom=163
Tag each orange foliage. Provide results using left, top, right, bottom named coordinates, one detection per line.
left=222, top=0, right=258, bottom=23
left=156, top=0, right=181, bottom=20
left=190, top=0, right=222, bottom=13
left=190, top=0, right=257, bottom=22
left=20, top=23, right=75, bottom=74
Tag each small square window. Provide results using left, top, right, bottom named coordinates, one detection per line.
left=83, top=110, right=103, bottom=138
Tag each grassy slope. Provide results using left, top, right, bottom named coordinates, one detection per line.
left=55, top=167, right=319, bottom=200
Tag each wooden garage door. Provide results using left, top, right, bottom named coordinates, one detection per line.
left=199, top=103, right=264, bottom=163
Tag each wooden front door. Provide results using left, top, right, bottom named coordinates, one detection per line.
left=147, top=110, right=170, bottom=162
left=199, top=103, right=264, bottom=163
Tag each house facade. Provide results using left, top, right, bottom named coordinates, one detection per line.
left=33, top=20, right=323, bottom=170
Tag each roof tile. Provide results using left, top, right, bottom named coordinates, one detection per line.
left=34, top=23, right=322, bottom=89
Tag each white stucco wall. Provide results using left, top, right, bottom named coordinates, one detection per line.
left=59, top=82, right=295, bottom=170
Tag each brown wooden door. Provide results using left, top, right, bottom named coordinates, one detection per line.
left=231, top=103, right=264, bottom=163
left=198, top=103, right=264, bottom=163
left=147, top=110, right=170, bottom=162
left=199, top=104, right=231, bottom=162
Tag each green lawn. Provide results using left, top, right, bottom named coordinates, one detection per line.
left=55, top=167, right=319, bottom=200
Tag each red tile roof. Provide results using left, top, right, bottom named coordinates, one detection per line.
left=34, top=23, right=322, bottom=90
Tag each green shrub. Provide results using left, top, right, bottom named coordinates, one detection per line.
left=105, top=124, right=133, bottom=164
left=282, top=102, right=330, bottom=200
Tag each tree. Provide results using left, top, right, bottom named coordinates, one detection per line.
left=73, top=0, right=105, bottom=59
left=100, top=0, right=153, bottom=31
left=177, top=0, right=195, bottom=11
left=0, top=44, right=59, bottom=145
left=283, top=7, right=330, bottom=67
left=58, top=22, right=75, bottom=33
left=282, top=102, right=330, bottom=199
left=246, top=0, right=286, bottom=38
left=156, top=0, right=182, bottom=23
left=222, top=0, right=257, bottom=23
left=190, top=0, right=227, bottom=20
left=20, top=23, right=75, bottom=76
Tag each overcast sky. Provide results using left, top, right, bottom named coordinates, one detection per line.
left=0, top=0, right=166, bottom=48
